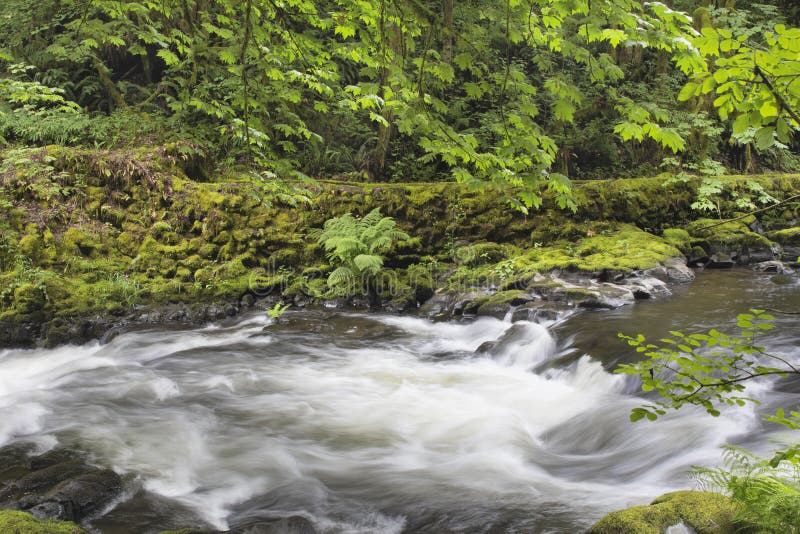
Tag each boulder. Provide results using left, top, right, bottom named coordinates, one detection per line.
left=0, top=445, right=123, bottom=524
left=589, top=491, right=741, bottom=534
left=752, top=260, right=793, bottom=274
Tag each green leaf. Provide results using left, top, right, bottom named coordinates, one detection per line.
left=553, top=100, right=575, bottom=122
left=614, top=122, right=644, bottom=142
left=754, top=127, right=775, bottom=150
left=157, top=49, right=180, bottom=66
left=453, top=53, right=473, bottom=71
left=677, top=82, right=699, bottom=102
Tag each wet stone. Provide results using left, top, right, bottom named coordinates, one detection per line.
left=0, top=444, right=123, bottom=524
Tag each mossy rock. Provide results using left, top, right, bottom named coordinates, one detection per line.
left=18, top=233, right=53, bottom=265
left=517, top=224, right=683, bottom=274
left=0, top=510, right=88, bottom=533
left=61, top=227, right=103, bottom=258
left=468, top=289, right=532, bottom=317
left=686, top=219, right=774, bottom=249
left=768, top=227, right=800, bottom=245
left=13, top=283, right=47, bottom=314
left=453, top=242, right=511, bottom=266
left=589, top=490, right=741, bottom=534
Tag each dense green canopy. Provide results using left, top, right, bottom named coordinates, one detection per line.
left=0, top=0, right=798, bottom=209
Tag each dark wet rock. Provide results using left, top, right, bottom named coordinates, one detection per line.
left=28, top=449, right=81, bottom=471
left=472, top=290, right=534, bottom=317
left=0, top=443, right=36, bottom=483
left=0, top=321, right=41, bottom=347
left=706, top=253, right=735, bottom=269
left=596, top=270, right=626, bottom=283
left=229, top=516, right=318, bottom=534
left=739, top=243, right=781, bottom=264
left=450, top=291, right=490, bottom=317
left=89, top=489, right=216, bottom=533
left=510, top=302, right=565, bottom=323
left=687, top=245, right=709, bottom=267
left=577, top=297, right=617, bottom=309
left=753, top=260, right=793, bottom=273
left=44, top=470, right=123, bottom=521
left=0, top=444, right=123, bottom=524
left=475, top=340, right=497, bottom=353
left=162, top=515, right=320, bottom=534
left=748, top=219, right=765, bottom=235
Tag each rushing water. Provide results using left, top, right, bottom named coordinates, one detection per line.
left=1, top=269, right=799, bottom=533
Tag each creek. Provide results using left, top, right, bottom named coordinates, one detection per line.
left=1, top=269, right=799, bottom=533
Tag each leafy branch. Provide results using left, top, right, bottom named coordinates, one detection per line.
left=617, top=309, right=800, bottom=466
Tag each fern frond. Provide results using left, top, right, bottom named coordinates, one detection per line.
left=327, top=266, right=355, bottom=287
left=353, top=254, right=383, bottom=275
left=309, top=209, right=408, bottom=297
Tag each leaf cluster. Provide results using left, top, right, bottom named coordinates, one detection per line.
left=693, top=446, right=800, bottom=532
left=617, top=309, right=794, bottom=420
left=309, top=208, right=409, bottom=295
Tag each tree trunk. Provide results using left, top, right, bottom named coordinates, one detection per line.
left=92, top=56, right=126, bottom=110
left=443, top=0, right=453, bottom=64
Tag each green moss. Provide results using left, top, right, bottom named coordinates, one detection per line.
left=13, top=283, right=47, bottom=314
left=1, top=147, right=797, bottom=338
left=62, top=227, right=104, bottom=258
left=115, top=231, right=136, bottom=256
left=0, top=509, right=88, bottom=533
left=768, top=226, right=800, bottom=245
left=686, top=219, right=774, bottom=249
left=99, top=204, right=126, bottom=226
left=662, top=228, right=692, bottom=254
left=18, top=234, right=47, bottom=263
left=516, top=224, right=682, bottom=275
left=453, top=242, right=513, bottom=266
left=197, top=243, right=218, bottom=259
left=561, top=287, right=600, bottom=300
left=590, top=491, right=741, bottom=534
left=468, top=290, right=531, bottom=316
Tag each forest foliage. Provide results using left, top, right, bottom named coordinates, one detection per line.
left=0, top=0, right=799, bottom=209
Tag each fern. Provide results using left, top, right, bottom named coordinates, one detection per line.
left=311, top=208, right=409, bottom=296
left=693, top=446, right=800, bottom=533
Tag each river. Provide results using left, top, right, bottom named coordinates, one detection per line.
left=1, top=269, right=798, bottom=533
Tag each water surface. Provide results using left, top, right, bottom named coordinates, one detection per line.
left=0, top=269, right=798, bottom=533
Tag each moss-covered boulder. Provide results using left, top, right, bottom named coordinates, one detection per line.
left=686, top=218, right=778, bottom=265
left=589, top=491, right=741, bottom=534
left=0, top=510, right=88, bottom=533
left=467, top=289, right=533, bottom=317
left=768, top=226, right=800, bottom=260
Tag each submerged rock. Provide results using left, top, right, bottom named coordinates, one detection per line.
left=228, top=516, right=318, bottom=534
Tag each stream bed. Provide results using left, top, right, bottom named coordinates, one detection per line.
left=1, top=269, right=799, bottom=533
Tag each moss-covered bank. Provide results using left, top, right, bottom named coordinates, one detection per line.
left=1, top=145, right=798, bottom=346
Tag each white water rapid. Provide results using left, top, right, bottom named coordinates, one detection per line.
left=3, top=291, right=797, bottom=533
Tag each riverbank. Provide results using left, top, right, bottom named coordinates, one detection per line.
left=1, top=144, right=799, bottom=347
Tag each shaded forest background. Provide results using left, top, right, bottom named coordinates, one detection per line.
left=1, top=0, right=799, bottom=197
